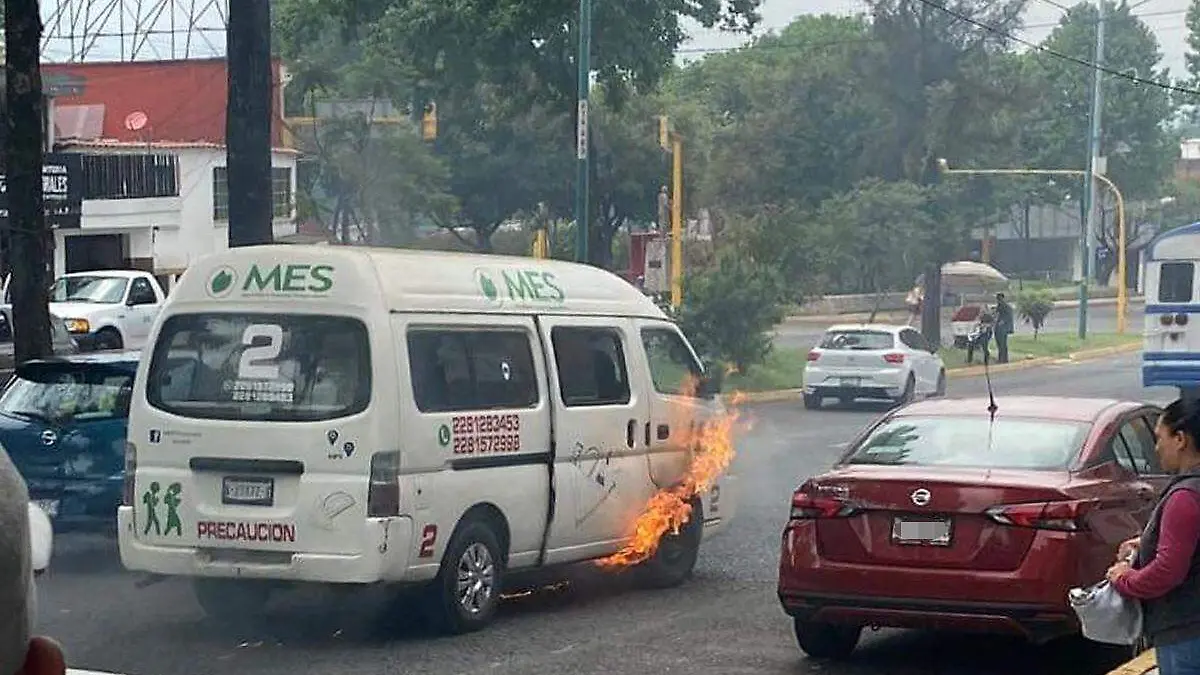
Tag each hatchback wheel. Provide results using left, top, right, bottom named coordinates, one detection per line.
left=933, top=370, right=947, bottom=397
left=794, top=619, right=861, bottom=660
left=896, top=375, right=916, bottom=405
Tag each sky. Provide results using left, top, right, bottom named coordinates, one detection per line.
left=682, top=0, right=1194, bottom=76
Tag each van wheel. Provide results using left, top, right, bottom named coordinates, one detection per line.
left=193, top=579, right=271, bottom=623
left=794, top=619, right=861, bottom=660
left=427, top=519, right=504, bottom=634
left=637, top=499, right=703, bottom=589
left=94, top=328, right=122, bottom=351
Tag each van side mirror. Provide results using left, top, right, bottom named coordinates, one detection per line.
left=698, top=367, right=724, bottom=398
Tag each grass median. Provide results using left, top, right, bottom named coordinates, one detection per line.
left=725, top=332, right=1141, bottom=393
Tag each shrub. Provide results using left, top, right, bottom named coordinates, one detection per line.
left=675, top=246, right=785, bottom=372
left=1015, top=287, right=1055, bottom=339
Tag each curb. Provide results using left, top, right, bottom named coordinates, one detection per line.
left=784, top=296, right=1143, bottom=324
left=1107, top=649, right=1156, bottom=675
left=726, top=341, right=1143, bottom=405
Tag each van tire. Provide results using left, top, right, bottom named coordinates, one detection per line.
left=637, top=499, right=703, bottom=589
left=192, top=579, right=270, bottom=623
left=427, top=519, right=505, bottom=634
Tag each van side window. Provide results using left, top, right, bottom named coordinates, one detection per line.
left=641, top=328, right=702, bottom=396
left=407, top=329, right=538, bottom=412
left=1159, top=262, right=1194, bottom=303
left=551, top=327, right=631, bottom=407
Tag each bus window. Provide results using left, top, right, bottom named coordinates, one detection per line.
left=1160, top=262, right=1195, bottom=303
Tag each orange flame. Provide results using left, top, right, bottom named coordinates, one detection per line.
left=595, top=383, right=748, bottom=570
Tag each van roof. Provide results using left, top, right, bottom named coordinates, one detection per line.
left=172, top=245, right=669, bottom=319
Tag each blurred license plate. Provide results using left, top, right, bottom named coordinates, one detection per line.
left=892, top=517, right=952, bottom=546
left=839, top=377, right=860, bottom=387
left=34, top=500, right=58, bottom=517
left=222, top=477, right=274, bottom=506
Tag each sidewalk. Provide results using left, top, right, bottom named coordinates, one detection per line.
left=784, top=296, right=1145, bottom=325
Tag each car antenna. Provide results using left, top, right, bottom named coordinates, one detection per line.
left=983, top=338, right=998, bottom=421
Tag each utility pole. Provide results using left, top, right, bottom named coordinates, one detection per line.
left=573, top=0, right=591, bottom=264
left=1079, top=0, right=1105, bottom=340
left=6, top=0, right=53, bottom=362
left=670, top=134, right=683, bottom=308
left=226, top=0, right=274, bottom=248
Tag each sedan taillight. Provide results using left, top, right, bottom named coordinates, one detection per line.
left=790, top=492, right=858, bottom=520
left=985, top=499, right=1095, bottom=532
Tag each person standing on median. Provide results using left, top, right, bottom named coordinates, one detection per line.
left=1108, top=398, right=1200, bottom=675
left=0, top=449, right=66, bottom=675
left=993, top=292, right=1013, bottom=364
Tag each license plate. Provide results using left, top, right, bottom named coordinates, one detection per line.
left=221, top=476, right=274, bottom=506
left=892, top=516, right=952, bottom=546
left=34, top=500, right=59, bottom=517
left=840, top=377, right=861, bottom=387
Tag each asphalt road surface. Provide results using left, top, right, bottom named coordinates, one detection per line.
left=774, top=300, right=1138, bottom=351
left=41, top=353, right=1168, bottom=675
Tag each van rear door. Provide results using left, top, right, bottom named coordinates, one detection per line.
left=133, top=311, right=378, bottom=557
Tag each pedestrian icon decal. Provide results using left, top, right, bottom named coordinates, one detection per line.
left=142, top=481, right=183, bottom=536
left=164, top=482, right=183, bottom=536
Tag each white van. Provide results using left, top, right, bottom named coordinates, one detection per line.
left=116, top=245, right=736, bottom=633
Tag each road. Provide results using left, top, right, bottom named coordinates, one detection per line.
left=40, top=353, right=1168, bottom=675
left=774, top=300, right=1137, bottom=351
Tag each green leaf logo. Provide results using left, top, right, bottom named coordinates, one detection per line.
left=207, top=266, right=237, bottom=297
left=479, top=274, right=497, bottom=300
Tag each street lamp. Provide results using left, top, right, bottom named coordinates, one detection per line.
left=936, top=159, right=1129, bottom=335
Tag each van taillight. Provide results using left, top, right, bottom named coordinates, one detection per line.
left=367, top=451, right=401, bottom=517
left=122, top=442, right=137, bottom=506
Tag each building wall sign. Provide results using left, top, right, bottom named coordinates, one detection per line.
left=0, top=153, right=84, bottom=228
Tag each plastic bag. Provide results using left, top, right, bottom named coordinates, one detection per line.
left=1068, top=581, right=1144, bottom=645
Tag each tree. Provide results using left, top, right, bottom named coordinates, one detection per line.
left=227, top=0, right=274, bottom=247
left=817, top=180, right=933, bottom=308
left=5, top=0, right=52, bottom=362
left=859, top=0, right=1028, bottom=347
left=675, top=245, right=784, bottom=372
left=1026, top=1, right=1176, bottom=282
left=668, top=15, right=883, bottom=214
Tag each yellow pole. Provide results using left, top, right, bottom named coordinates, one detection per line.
left=532, top=229, right=548, bottom=259
left=939, top=164, right=1128, bottom=335
left=670, top=135, right=684, bottom=309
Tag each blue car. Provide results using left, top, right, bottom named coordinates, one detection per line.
left=1, top=351, right=139, bottom=532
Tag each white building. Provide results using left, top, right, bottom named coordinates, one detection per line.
left=53, top=140, right=298, bottom=288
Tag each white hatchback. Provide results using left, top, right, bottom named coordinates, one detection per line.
left=802, top=324, right=946, bottom=409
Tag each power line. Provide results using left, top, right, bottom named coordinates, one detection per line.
left=676, top=8, right=1186, bottom=55
left=911, top=0, right=1200, bottom=96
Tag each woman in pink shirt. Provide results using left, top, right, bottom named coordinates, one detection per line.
left=1108, top=398, right=1200, bottom=675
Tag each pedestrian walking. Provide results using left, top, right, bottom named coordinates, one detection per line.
left=1108, top=398, right=1200, bottom=675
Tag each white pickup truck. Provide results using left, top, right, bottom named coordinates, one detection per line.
left=39, top=271, right=166, bottom=351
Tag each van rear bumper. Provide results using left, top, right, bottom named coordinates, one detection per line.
left=116, top=506, right=415, bottom=584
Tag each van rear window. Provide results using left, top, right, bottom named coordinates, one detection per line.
left=1159, top=262, right=1195, bottom=303
left=146, top=313, right=371, bottom=422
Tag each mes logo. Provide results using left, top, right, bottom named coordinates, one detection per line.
left=208, top=263, right=335, bottom=298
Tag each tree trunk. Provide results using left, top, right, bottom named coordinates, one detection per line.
left=6, top=0, right=51, bottom=363
left=920, top=262, right=942, bottom=349
left=226, top=0, right=274, bottom=247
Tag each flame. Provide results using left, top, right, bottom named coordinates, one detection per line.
left=595, top=382, right=748, bottom=570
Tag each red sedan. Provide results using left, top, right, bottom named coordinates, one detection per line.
left=777, top=396, right=1166, bottom=660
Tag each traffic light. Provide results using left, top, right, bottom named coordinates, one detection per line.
left=421, top=102, right=437, bottom=140
left=657, top=115, right=669, bottom=150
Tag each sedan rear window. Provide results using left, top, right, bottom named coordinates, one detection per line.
left=820, top=330, right=894, bottom=350
left=146, top=313, right=371, bottom=422
left=844, top=416, right=1090, bottom=470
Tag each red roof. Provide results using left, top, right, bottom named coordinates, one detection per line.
left=43, top=58, right=284, bottom=147
left=897, top=396, right=1137, bottom=422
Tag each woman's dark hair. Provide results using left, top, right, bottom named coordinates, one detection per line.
left=1161, top=397, right=1200, bottom=447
